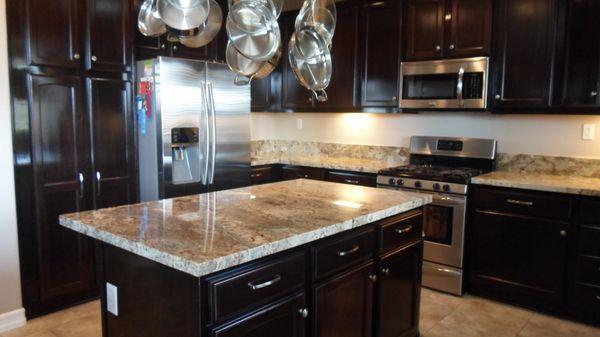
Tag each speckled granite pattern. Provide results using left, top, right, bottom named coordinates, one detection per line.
left=251, top=140, right=409, bottom=173
left=472, top=171, right=600, bottom=196
left=59, top=179, right=431, bottom=277
left=496, top=153, right=600, bottom=178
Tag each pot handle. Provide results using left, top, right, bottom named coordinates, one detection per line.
left=234, top=74, right=253, bottom=86
left=312, top=89, right=328, bottom=102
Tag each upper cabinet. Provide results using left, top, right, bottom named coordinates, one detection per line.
left=491, top=0, right=558, bottom=109
left=404, top=0, right=492, bottom=60
left=86, top=0, right=132, bottom=72
left=560, top=0, right=600, bottom=108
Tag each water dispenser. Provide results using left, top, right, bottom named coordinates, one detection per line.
left=171, top=127, right=201, bottom=185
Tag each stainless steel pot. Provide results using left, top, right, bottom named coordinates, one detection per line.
left=288, top=27, right=332, bottom=102
left=179, top=0, right=223, bottom=48
left=226, top=0, right=280, bottom=61
left=138, top=0, right=167, bottom=37
left=158, top=0, right=211, bottom=30
left=226, top=39, right=281, bottom=85
left=229, top=0, right=283, bottom=18
left=295, top=0, right=336, bottom=47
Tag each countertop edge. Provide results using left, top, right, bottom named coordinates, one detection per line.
left=251, top=159, right=390, bottom=174
left=59, top=196, right=430, bottom=278
left=471, top=176, right=600, bottom=197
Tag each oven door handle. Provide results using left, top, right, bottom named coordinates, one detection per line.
left=423, top=264, right=462, bottom=276
left=456, top=67, right=464, bottom=107
left=431, top=195, right=466, bottom=206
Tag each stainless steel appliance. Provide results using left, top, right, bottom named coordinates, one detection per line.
left=377, top=136, right=497, bottom=295
left=136, top=57, right=251, bottom=201
left=399, top=57, right=489, bottom=110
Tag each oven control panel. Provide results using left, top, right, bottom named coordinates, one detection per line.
left=376, top=176, right=468, bottom=195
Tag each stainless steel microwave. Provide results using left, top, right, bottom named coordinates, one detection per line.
left=399, top=57, right=489, bottom=110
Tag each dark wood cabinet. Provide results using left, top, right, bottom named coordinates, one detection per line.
left=87, top=78, right=134, bottom=209
left=491, top=0, right=558, bottom=109
left=405, top=0, right=445, bottom=60
left=86, top=0, right=132, bottom=72
left=377, top=242, right=423, bottom=337
left=281, top=166, right=327, bottom=181
left=326, top=170, right=377, bottom=187
left=251, top=78, right=273, bottom=112
left=24, top=0, right=83, bottom=69
left=560, top=0, right=600, bottom=107
left=313, top=262, right=375, bottom=337
left=359, top=0, right=402, bottom=108
left=250, top=165, right=281, bottom=185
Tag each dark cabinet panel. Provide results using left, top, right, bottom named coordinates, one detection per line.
left=281, top=166, right=327, bottom=181
left=316, top=6, right=360, bottom=110
left=251, top=77, right=272, bottom=112
left=447, top=0, right=492, bottom=57
left=326, top=171, right=377, bottom=187
left=469, top=209, right=569, bottom=304
left=87, top=78, right=134, bottom=209
left=313, top=262, right=375, bottom=337
left=211, top=293, right=306, bottom=337
left=86, top=0, right=132, bottom=72
left=27, top=74, right=96, bottom=310
left=491, top=0, right=558, bottom=108
left=404, top=0, right=445, bottom=60
left=360, top=0, right=401, bottom=107
left=169, top=42, right=216, bottom=61
left=379, top=210, right=423, bottom=254
left=25, top=0, right=82, bottom=68
left=561, top=0, right=600, bottom=107
left=377, top=242, right=423, bottom=337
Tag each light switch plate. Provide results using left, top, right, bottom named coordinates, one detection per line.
left=297, top=118, right=303, bottom=130
left=582, top=124, right=596, bottom=140
left=106, top=282, right=119, bottom=316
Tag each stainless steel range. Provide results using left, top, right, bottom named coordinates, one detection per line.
left=377, top=136, right=497, bottom=295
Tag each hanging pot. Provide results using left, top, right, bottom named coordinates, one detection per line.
left=179, top=0, right=223, bottom=48
left=295, top=0, right=336, bottom=48
left=138, top=0, right=167, bottom=37
left=228, top=0, right=283, bottom=19
left=166, top=26, right=200, bottom=43
left=288, top=27, right=332, bottom=102
left=157, top=0, right=211, bottom=30
left=226, top=0, right=280, bottom=61
left=226, top=39, right=282, bottom=85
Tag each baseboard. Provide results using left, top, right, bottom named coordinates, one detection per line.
left=0, top=308, right=26, bottom=333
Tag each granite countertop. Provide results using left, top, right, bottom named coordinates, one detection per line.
left=472, top=171, right=600, bottom=196
left=59, top=179, right=431, bottom=277
left=251, top=156, right=400, bottom=173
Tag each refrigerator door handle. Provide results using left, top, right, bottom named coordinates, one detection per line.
left=202, top=82, right=210, bottom=185
left=208, top=82, right=217, bottom=184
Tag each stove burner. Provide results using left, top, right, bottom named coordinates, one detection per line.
left=379, top=165, right=484, bottom=184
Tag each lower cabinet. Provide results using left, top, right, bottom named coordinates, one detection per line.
left=281, top=165, right=328, bottom=181
left=252, top=165, right=377, bottom=188
left=209, top=293, right=307, bottom=337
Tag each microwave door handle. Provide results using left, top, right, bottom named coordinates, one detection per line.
left=457, top=67, right=464, bottom=107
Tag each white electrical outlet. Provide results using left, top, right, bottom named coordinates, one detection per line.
left=297, top=118, right=303, bottom=130
left=106, top=282, right=119, bottom=316
left=582, top=124, right=596, bottom=140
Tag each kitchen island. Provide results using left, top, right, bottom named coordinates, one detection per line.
left=59, top=179, right=431, bottom=337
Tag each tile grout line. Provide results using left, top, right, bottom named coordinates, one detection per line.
left=513, top=311, right=536, bottom=337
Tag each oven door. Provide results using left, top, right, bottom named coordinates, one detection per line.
left=422, top=193, right=466, bottom=268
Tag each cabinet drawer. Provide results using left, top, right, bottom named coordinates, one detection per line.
left=471, top=188, right=572, bottom=220
left=251, top=166, right=275, bottom=185
left=207, top=251, right=306, bottom=324
left=380, top=210, right=423, bottom=253
left=282, top=166, right=327, bottom=181
left=580, top=199, right=600, bottom=226
left=578, top=225, right=600, bottom=256
left=312, top=228, right=376, bottom=280
left=575, top=255, right=600, bottom=286
left=327, top=171, right=377, bottom=187
left=571, top=283, right=600, bottom=312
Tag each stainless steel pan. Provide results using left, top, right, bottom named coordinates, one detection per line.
left=179, top=0, right=223, bottom=48
left=158, top=0, right=211, bottom=30
left=226, top=0, right=280, bottom=61
left=226, top=39, right=282, bottom=85
left=295, top=0, right=336, bottom=48
left=138, top=0, right=167, bottom=37
left=288, top=27, right=331, bottom=102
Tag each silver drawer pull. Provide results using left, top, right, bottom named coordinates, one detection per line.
left=344, top=179, right=360, bottom=184
left=506, top=199, right=533, bottom=206
left=298, top=308, right=309, bottom=318
left=247, top=274, right=281, bottom=290
left=382, top=267, right=390, bottom=276
left=251, top=173, right=262, bottom=178
left=337, top=245, right=360, bottom=257
left=395, top=225, right=413, bottom=235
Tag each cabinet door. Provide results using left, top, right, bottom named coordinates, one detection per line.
left=87, top=78, right=134, bottom=209
left=561, top=0, right=600, bottom=107
left=27, top=74, right=96, bottom=311
left=469, top=210, right=569, bottom=304
left=25, top=0, right=83, bottom=68
left=313, top=262, right=375, bottom=337
left=404, top=0, right=445, bottom=60
left=210, top=293, right=306, bottom=337
left=281, top=15, right=314, bottom=110
left=360, top=0, right=401, bottom=107
left=87, top=0, right=132, bottom=72
left=447, top=0, right=492, bottom=57
left=378, top=242, right=423, bottom=337
left=316, top=6, right=360, bottom=110
left=491, top=0, right=557, bottom=108
left=251, top=77, right=272, bottom=112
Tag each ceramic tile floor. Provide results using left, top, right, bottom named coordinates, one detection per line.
left=2, top=288, right=599, bottom=337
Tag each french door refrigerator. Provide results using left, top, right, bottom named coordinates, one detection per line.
left=136, top=57, right=251, bottom=201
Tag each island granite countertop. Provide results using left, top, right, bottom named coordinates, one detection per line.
left=472, top=171, right=600, bottom=196
left=59, top=179, right=431, bottom=277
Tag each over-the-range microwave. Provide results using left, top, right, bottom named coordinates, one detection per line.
left=399, top=57, right=489, bottom=110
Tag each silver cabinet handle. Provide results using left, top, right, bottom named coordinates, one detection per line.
left=91, top=55, right=98, bottom=62
left=96, top=171, right=101, bottom=195
left=591, top=91, right=598, bottom=97
left=560, top=230, right=567, bottom=237
left=506, top=199, right=533, bottom=206
left=247, top=274, right=281, bottom=290
left=449, top=44, right=455, bottom=50
left=78, top=173, right=85, bottom=199
left=337, top=245, right=360, bottom=257
left=435, top=45, right=441, bottom=51
left=344, top=179, right=360, bottom=184
left=395, top=225, right=413, bottom=235
left=444, top=14, right=452, bottom=21
left=495, top=94, right=501, bottom=100
left=596, top=296, right=600, bottom=301
left=298, top=308, right=309, bottom=318
left=73, top=53, right=80, bottom=60
left=368, top=274, right=378, bottom=282
left=251, top=173, right=262, bottom=178
left=173, top=45, right=178, bottom=51
left=457, top=67, right=464, bottom=106
left=382, top=267, right=390, bottom=276
left=392, top=96, right=397, bottom=100
left=160, top=44, right=166, bottom=50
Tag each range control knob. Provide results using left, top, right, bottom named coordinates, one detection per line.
left=396, top=179, right=404, bottom=186
left=442, top=184, right=451, bottom=192
left=388, top=178, right=396, bottom=185
left=414, top=181, right=422, bottom=188
left=432, top=183, right=441, bottom=191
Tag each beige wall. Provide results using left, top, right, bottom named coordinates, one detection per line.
left=0, top=0, right=23, bottom=315
left=251, top=112, right=600, bottom=159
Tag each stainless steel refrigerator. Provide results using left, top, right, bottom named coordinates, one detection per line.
left=136, top=57, right=251, bottom=201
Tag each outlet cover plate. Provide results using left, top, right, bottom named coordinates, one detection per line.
left=583, top=124, right=596, bottom=140
left=106, top=282, right=119, bottom=316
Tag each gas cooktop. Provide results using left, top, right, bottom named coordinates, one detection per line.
left=378, top=164, right=484, bottom=184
